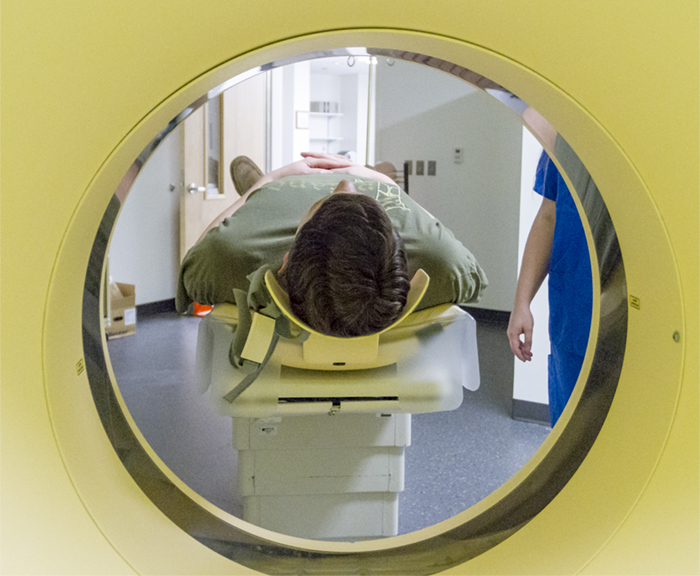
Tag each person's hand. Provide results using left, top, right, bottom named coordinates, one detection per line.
left=507, top=302, right=534, bottom=362
left=301, top=151, right=355, bottom=168
left=265, top=155, right=353, bottom=181
left=302, top=152, right=399, bottom=186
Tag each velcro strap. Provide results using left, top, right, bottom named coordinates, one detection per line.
left=240, top=312, right=276, bottom=363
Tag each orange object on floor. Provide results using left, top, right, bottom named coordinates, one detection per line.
left=193, top=302, right=213, bottom=317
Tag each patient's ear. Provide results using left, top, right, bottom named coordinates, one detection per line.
left=278, top=252, right=289, bottom=276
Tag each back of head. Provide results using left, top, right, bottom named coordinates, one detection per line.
left=284, top=193, right=410, bottom=337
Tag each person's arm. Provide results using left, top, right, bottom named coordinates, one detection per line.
left=196, top=155, right=354, bottom=243
left=331, top=164, right=398, bottom=186
left=300, top=151, right=398, bottom=186
left=298, top=152, right=439, bottom=220
left=523, top=107, right=557, bottom=150
left=507, top=196, right=556, bottom=362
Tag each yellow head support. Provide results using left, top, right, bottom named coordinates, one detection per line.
left=265, top=269, right=430, bottom=366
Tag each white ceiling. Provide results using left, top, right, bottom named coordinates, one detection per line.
left=309, top=56, right=373, bottom=75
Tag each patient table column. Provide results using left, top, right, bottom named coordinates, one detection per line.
left=232, top=412, right=410, bottom=540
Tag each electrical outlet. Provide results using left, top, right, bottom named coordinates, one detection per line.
left=428, top=161, right=436, bottom=176
left=416, top=160, right=424, bottom=175
left=454, top=147, right=464, bottom=164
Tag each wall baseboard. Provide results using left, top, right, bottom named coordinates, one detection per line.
left=512, top=399, right=550, bottom=426
left=137, top=298, right=176, bottom=317
left=461, top=306, right=511, bottom=328
left=135, top=302, right=511, bottom=323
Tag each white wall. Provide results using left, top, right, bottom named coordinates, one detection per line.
left=269, top=67, right=285, bottom=171
left=366, top=60, right=376, bottom=166
left=309, top=72, right=342, bottom=154
left=513, top=128, right=550, bottom=405
left=108, top=125, right=182, bottom=305
left=310, top=73, right=342, bottom=103
left=375, top=60, right=477, bottom=132
left=292, top=61, right=310, bottom=162
left=374, top=60, right=522, bottom=312
left=350, top=70, right=369, bottom=165
left=270, top=61, right=311, bottom=169
left=339, top=74, right=359, bottom=158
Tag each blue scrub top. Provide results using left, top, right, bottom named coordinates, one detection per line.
left=534, top=151, right=593, bottom=424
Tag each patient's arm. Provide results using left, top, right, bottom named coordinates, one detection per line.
left=304, top=153, right=438, bottom=219
left=301, top=153, right=436, bottom=219
left=331, top=164, right=398, bottom=185
left=249, top=155, right=354, bottom=193
left=301, top=152, right=398, bottom=186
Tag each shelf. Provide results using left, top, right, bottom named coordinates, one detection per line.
left=309, top=112, right=343, bottom=117
left=310, top=136, right=344, bottom=141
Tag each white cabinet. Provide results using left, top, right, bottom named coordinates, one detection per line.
left=309, top=111, right=344, bottom=153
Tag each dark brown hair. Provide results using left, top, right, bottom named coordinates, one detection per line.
left=284, top=193, right=410, bottom=337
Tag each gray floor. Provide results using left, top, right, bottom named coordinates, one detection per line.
left=107, top=309, right=550, bottom=536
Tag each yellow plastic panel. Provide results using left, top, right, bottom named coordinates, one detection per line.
left=241, top=312, right=277, bottom=364
left=265, top=269, right=429, bottom=367
left=303, top=333, right=380, bottom=365
left=1, top=2, right=696, bottom=576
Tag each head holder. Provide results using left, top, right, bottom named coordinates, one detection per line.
left=265, top=269, right=430, bottom=367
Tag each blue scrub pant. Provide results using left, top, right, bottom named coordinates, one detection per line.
left=548, top=346, right=585, bottom=427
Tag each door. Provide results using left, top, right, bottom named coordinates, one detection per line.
left=180, top=72, right=268, bottom=260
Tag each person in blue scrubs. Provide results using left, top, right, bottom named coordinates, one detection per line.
left=508, top=149, right=593, bottom=426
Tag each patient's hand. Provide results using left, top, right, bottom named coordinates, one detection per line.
left=301, top=151, right=353, bottom=164
left=301, top=152, right=397, bottom=185
left=260, top=155, right=355, bottom=184
left=287, top=153, right=352, bottom=174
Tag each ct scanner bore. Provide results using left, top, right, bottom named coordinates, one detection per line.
left=3, top=7, right=695, bottom=574
left=87, top=48, right=625, bottom=572
left=105, top=67, right=551, bottom=540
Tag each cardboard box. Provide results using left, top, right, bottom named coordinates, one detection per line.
left=105, top=282, right=136, bottom=339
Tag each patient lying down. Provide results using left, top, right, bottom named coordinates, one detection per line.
left=177, top=152, right=488, bottom=337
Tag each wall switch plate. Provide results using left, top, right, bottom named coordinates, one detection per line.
left=405, top=160, right=413, bottom=175
left=428, top=160, right=436, bottom=176
left=416, top=160, right=425, bottom=175
left=454, top=147, right=464, bottom=164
